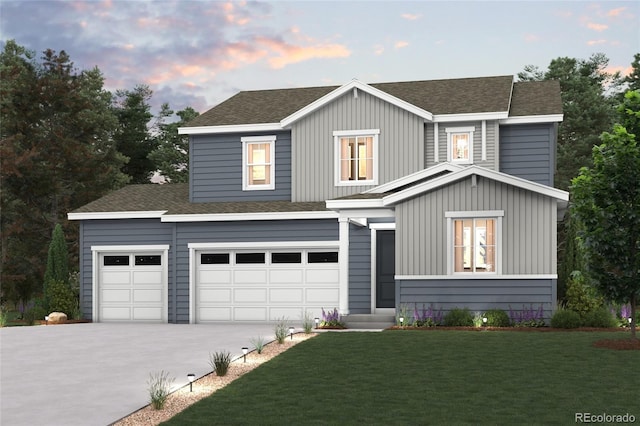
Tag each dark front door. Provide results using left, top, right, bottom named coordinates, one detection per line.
left=376, top=230, right=396, bottom=308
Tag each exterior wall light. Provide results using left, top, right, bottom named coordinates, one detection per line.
left=187, top=373, right=195, bottom=392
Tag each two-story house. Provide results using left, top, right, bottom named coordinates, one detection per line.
left=69, top=75, right=568, bottom=324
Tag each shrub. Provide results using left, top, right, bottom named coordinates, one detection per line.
left=274, top=317, right=289, bottom=343
left=320, top=308, right=345, bottom=328
left=302, top=311, right=314, bottom=334
left=484, top=309, right=510, bottom=327
left=583, top=307, right=617, bottom=328
left=147, top=370, right=174, bottom=410
left=473, top=312, right=484, bottom=327
left=396, top=304, right=412, bottom=326
left=564, top=271, right=604, bottom=319
left=46, top=279, right=77, bottom=316
left=0, top=306, right=7, bottom=327
left=209, top=351, right=232, bottom=376
left=413, top=304, right=443, bottom=327
left=509, top=304, right=546, bottom=327
left=24, top=298, right=48, bottom=325
left=250, top=335, right=266, bottom=354
left=443, top=308, right=473, bottom=326
left=550, top=308, right=581, bottom=329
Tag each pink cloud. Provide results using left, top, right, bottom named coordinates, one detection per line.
left=394, top=41, right=409, bottom=49
left=607, top=7, right=626, bottom=17
left=401, top=13, right=421, bottom=21
left=586, top=39, right=607, bottom=46
left=254, top=37, right=350, bottom=69
left=524, top=33, right=540, bottom=42
left=373, top=44, right=384, bottom=55
left=587, top=22, right=608, bottom=32
left=604, top=65, right=633, bottom=76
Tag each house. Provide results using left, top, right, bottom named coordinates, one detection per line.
left=68, top=75, right=568, bottom=324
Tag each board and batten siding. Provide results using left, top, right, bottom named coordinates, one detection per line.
left=397, top=278, right=556, bottom=320
left=174, top=219, right=340, bottom=323
left=499, top=123, right=556, bottom=186
left=189, top=131, right=292, bottom=202
left=349, top=224, right=372, bottom=313
left=395, top=177, right=557, bottom=276
left=291, top=90, right=424, bottom=202
left=79, top=219, right=175, bottom=322
left=425, top=121, right=498, bottom=170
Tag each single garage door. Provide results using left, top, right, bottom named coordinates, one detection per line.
left=98, top=252, right=165, bottom=322
left=195, top=249, right=339, bottom=322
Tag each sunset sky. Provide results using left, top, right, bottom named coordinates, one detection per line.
left=1, top=1, right=637, bottom=115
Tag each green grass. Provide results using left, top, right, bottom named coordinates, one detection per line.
left=162, top=331, right=639, bottom=425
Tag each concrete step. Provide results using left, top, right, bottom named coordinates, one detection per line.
left=341, top=314, right=395, bottom=329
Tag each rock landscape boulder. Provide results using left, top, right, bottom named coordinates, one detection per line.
left=48, top=312, right=67, bottom=324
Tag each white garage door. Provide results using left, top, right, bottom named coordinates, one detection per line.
left=195, top=249, right=339, bottom=322
left=98, top=253, right=165, bottom=322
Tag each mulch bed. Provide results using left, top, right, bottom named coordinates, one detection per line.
left=592, top=338, right=640, bottom=350
left=389, top=326, right=631, bottom=332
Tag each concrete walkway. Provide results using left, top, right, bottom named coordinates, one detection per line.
left=0, top=323, right=277, bottom=426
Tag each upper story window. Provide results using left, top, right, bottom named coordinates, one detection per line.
left=446, top=127, right=474, bottom=164
left=446, top=211, right=503, bottom=275
left=334, top=129, right=379, bottom=186
left=242, top=135, right=276, bottom=190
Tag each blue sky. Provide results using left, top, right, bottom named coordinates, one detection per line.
left=1, top=1, right=638, bottom=115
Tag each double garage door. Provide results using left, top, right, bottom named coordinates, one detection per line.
left=195, top=249, right=340, bottom=322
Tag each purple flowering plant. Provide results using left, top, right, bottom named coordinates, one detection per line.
left=413, top=303, right=443, bottom=327
left=509, top=304, right=546, bottom=327
left=320, top=307, right=345, bottom=329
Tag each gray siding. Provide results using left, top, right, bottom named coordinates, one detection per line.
left=396, top=177, right=557, bottom=276
left=499, top=123, right=556, bottom=186
left=425, top=121, right=498, bottom=170
left=397, top=278, right=556, bottom=321
left=349, top=224, right=371, bottom=314
left=79, top=220, right=175, bottom=322
left=190, top=131, right=292, bottom=202
left=291, top=90, right=424, bottom=202
left=174, top=219, right=340, bottom=323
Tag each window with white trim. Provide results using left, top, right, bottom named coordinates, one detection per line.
left=447, top=211, right=503, bottom=274
left=334, top=129, right=379, bottom=186
left=242, top=136, right=276, bottom=190
left=446, top=127, right=474, bottom=164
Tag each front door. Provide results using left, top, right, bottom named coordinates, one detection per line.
left=376, top=230, right=396, bottom=308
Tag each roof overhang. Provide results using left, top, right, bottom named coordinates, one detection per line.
left=67, top=211, right=167, bottom=220
left=178, top=123, right=282, bottom=135
left=433, top=111, right=509, bottom=123
left=499, top=114, right=564, bottom=125
left=280, top=79, right=433, bottom=127
left=365, top=163, right=464, bottom=194
left=160, top=210, right=339, bottom=222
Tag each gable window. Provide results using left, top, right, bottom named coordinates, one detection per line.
left=446, top=127, right=474, bottom=164
left=334, top=129, right=379, bottom=186
left=242, top=135, right=276, bottom=190
left=446, top=211, right=503, bottom=275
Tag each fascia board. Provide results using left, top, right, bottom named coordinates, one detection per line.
left=178, top=123, right=282, bottom=135
left=67, top=211, right=167, bottom=220
left=499, top=114, right=564, bottom=124
left=433, top=111, right=509, bottom=123
left=325, top=198, right=385, bottom=210
left=161, top=211, right=339, bottom=222
left=365, top=163, right=464, bottom=194
left=280, top=80, right=433, bottom=127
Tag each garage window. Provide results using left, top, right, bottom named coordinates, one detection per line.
left=236, top=253, right=266, bottom=264
left=201, top=253, right=230, bottom=264
left=271, top=252, right=302, bottom=264
left=308, top=252, right=339, bottom=263
left=103, top=255, right=129, bottom=266
left=135, top=255, right=161, bottom=266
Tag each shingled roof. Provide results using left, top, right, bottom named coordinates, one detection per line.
left=70, top=184, right=329, bottom=215
left=186, top=75, right=562, bottom=127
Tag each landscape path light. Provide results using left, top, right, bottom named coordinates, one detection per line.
left=482, top=316, right=488, bottom=326
left=242, top=347, right=248, bottom=363
left=187, top=373, right=195, bottom=392
left=314, top=317, right=320, bottom=329
left=629, top=317, right=633, bottom=325
left=45, top=316, right=49, bottom=325
left=399, top=316, right=404, bottom=327
left=289, top=326, right=294, bottom=340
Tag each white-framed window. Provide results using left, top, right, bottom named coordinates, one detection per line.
left=446, top=126, right=474, bottom=164
left=334, top=129, right=379, bottom=186
left=242, top=135, right=276, bottom=190
left=446, top=211, right=503, bottom=275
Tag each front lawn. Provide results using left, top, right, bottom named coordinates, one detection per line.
left=163, top=331, right=639, bottom=425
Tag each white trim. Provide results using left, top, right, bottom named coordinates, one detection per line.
left=178, top=123, right=281, bottom=135
left=370, top=227, right=377, bottom=314
left=337, top=209, right=395, bottom=219
left=395, top=274, right=558, bottom=280
left=446, top=126, right=474, bottom=165
left=242, top=136, right=276, bottom=191
left=188, top=241, right=339, bottom=250
left=364, top=163, right=463, bottom=194
left=348, top=218, right=368, bottom=227
left=91, top=245, right=170, bottom=323
left=445, top=126, right=475, bottom=133
left=189, top=247, right=195, bottom=324
left=338, top=218, right=350, bottom=315
left=368, top=222, right=396, bottom=230
left=433, top=122, right=439, bottom=163
left=334, top=130, right=379, bottom=187
left=68, top=211, right=167, bottom=220
left=161, top=211, right=339, bottom=222
left=433, top=111, right=509, bottom=123
left=281, top=79, right=433, bottom=127
left=481, top=120, right=487, bottom=161
left=445, top=210, right=504, bottom=218
left=325, top=199, right=385, bottom=209
left=499, top=114, right=564, bottom=125
left=383, top=165, right=569, bottom=206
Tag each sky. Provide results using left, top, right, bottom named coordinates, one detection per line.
left=1, top=0, right=638, bottom=116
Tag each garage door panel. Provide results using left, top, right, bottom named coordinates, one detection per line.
left=102, top=271, right=131, bottom=285
left=305, top=269, right=339, bottom=284
left=199, top=307, right=232, bottom=321
left=234, top=307, right=267, bottom=321
left=234, top=269, right=268, bottom=284
left=199, top=270, right=232, bottom=285
left=270, top=288, right=303, bottom=303
left=200, top=288, right=232, bottom=303
left=102, top=289, right=131, bottom=303
left=234, top=288, right=267, bottom=303
left=270, top=307, right=302, bottom=320
left=133, top=270, right=162, bottom=285
left=133, top=307, right=163, bottom=320
left=133, top=288, right=162, bottom=303
left=269, top=269, right=304, bottom=284
left=102, top=307, right=131, bottom=321
left=306, top=288, right=340, bottom=304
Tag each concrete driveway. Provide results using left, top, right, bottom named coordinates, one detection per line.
left=0, top=322, right=278, bottom=426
